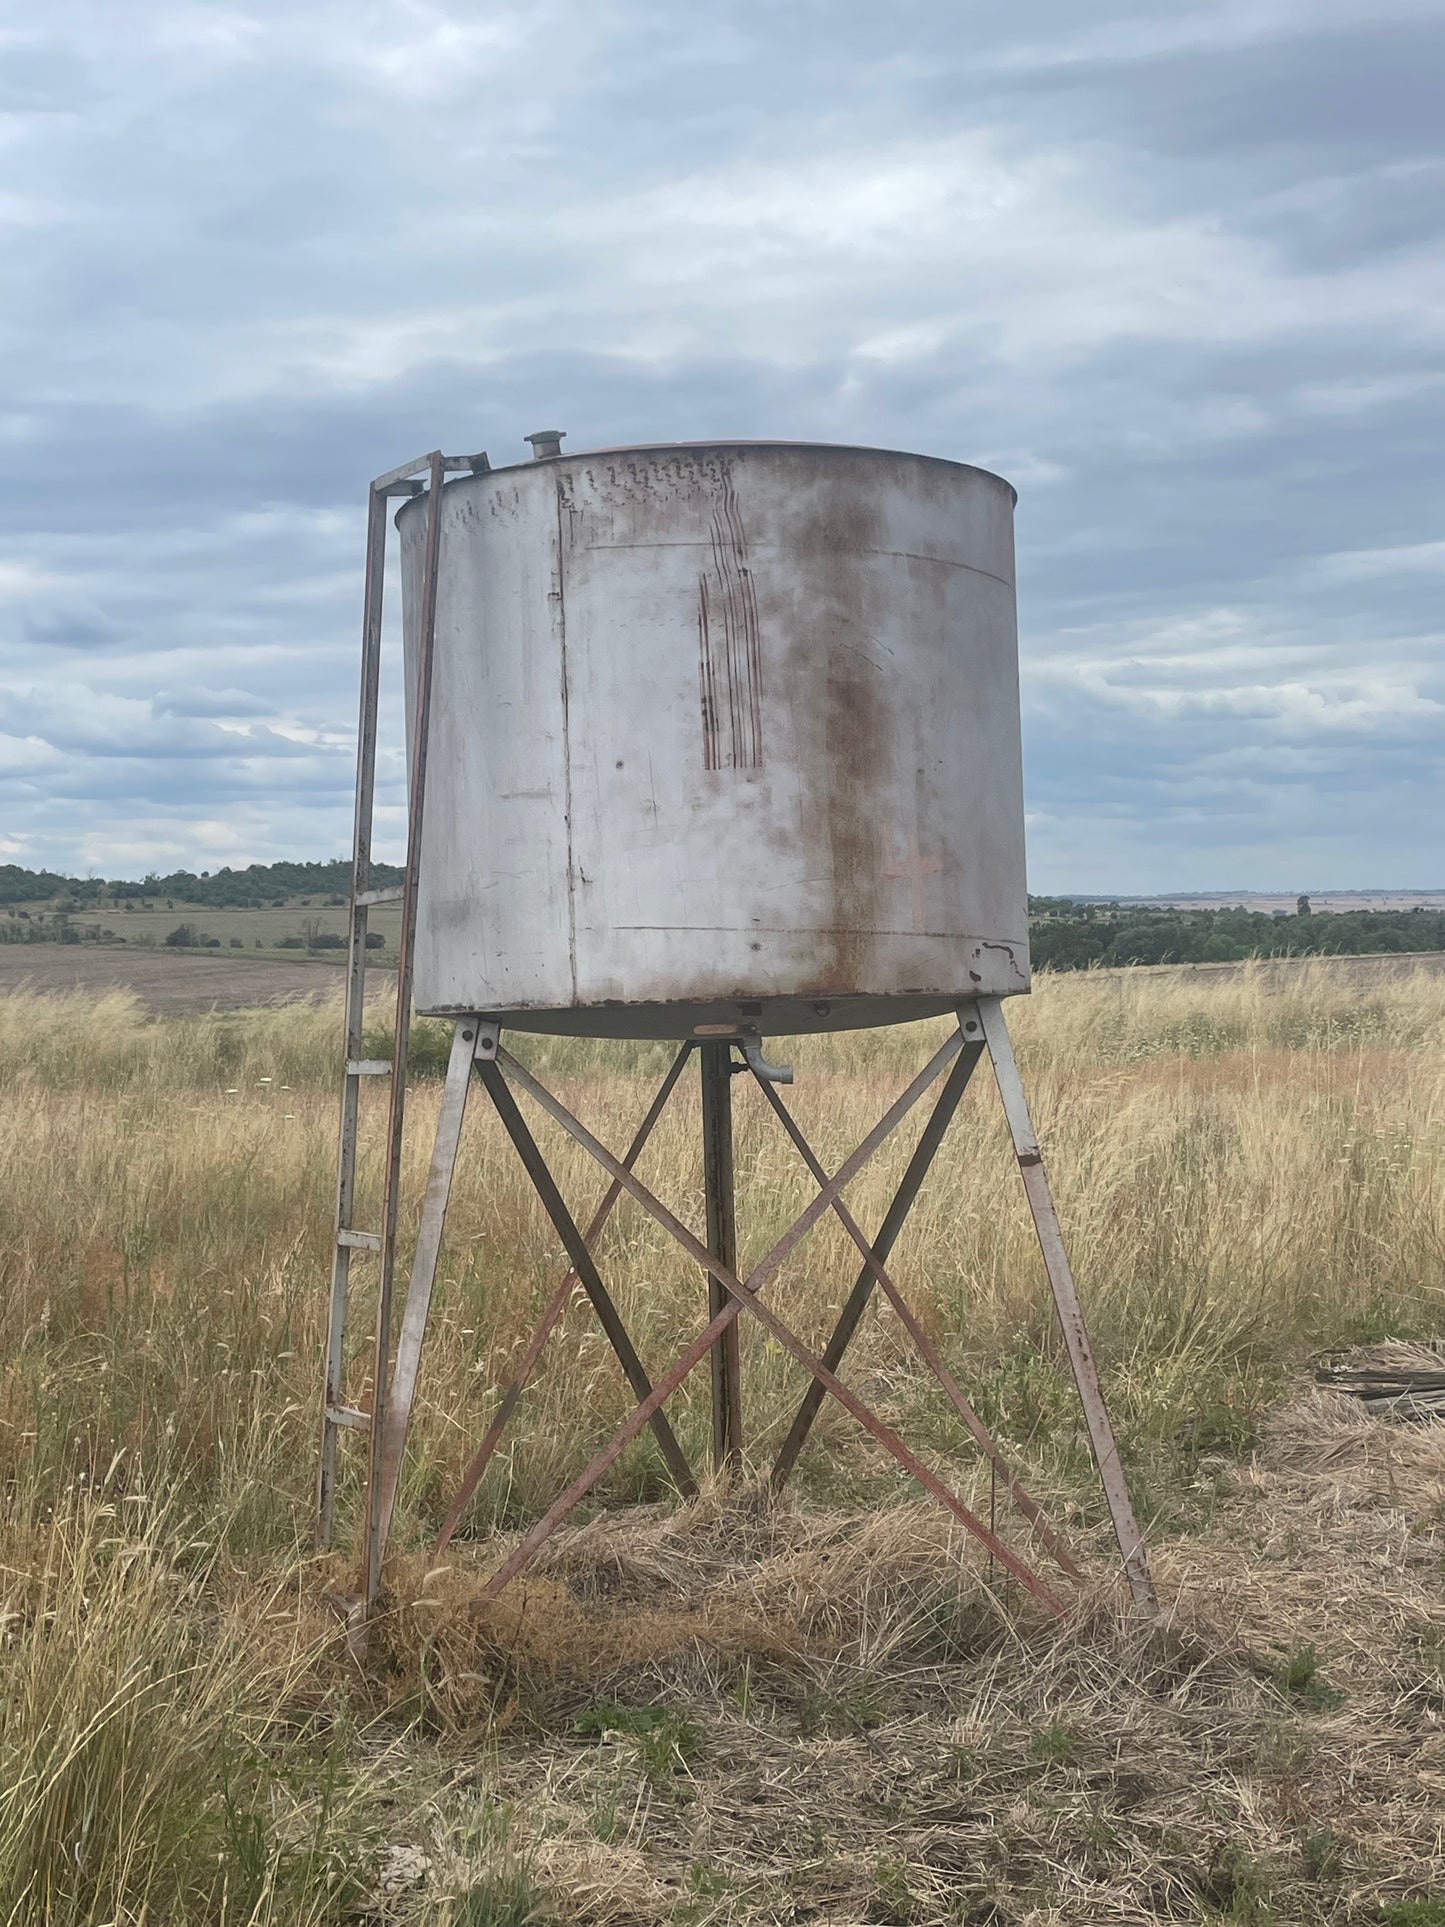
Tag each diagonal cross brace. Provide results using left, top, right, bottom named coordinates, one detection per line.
left=748, top=1064, right=1083, bottom=1582
left=770, top=1043, right=984, bottom=1487
left=434, top=1042, right=695, bottom=1551
left=480, top=1037, right=1065, bottom=1613
left=476, top=1057, right=698, bottom=1499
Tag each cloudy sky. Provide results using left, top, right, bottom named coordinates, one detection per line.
left=2, top=0, right=1441, bottom=892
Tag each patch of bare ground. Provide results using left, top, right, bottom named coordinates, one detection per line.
left=356, top=1374, right=1445, bottom=1925
left=0, top=943, right=381, bottom=1011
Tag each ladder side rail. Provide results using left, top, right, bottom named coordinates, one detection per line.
left=343, top=478, right=391, bottom=1058
left=318, top=479, right=391, bottom=1548
left=362, top=450, right=447, bottom=1606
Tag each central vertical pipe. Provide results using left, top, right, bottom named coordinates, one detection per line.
left=700, top=1042, right=743, bottom=1473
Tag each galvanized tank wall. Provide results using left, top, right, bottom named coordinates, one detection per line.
left=398, top=441, right=1029, bottom=1036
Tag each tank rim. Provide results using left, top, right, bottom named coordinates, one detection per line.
left=394, top=439, right=1018, bottom=511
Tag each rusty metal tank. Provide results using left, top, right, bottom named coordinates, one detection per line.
left=397, top=439, right=1029, bottom=1037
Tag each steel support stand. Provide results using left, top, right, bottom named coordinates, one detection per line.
left=473, top=1032, right=1069, bottom=1613
left=327, top=924, right=1150, bottom=1619
left=700, top=1043, right=743, bottom=1474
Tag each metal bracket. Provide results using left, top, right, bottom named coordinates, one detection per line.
left=467, top=1019, right=501, bottom=1062
left=371, top=450, right=497, bottom=493
left=740, top=1033, right=792, bottom=1083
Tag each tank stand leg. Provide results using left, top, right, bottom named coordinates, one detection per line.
left=700, top=1042, right=743, bottom=1475
left=364, top=1017, right=490, bottom=1606
left=971, top=997, right=1158, bottom=1617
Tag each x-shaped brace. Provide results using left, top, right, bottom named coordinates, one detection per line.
left=469, top=1025, right=1068, bottom=1612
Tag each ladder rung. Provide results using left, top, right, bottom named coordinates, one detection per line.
left=337, top=1228, right=382, bottom=1252
left=356, top=886, right=403, bottom=907
left=326, top=1404, right=372, bottom=1431
left=347, top=1059, right=392, bottom=1077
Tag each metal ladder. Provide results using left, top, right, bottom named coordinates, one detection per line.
left=315, top=446, right=489, bottom=1604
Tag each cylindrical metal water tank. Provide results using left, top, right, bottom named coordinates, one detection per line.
left=398, top=440, right=1029, bottom=1037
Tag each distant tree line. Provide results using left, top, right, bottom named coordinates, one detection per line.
left=0, top=859, right=403, bottom=911
left=1, top=864, right=1440, bottom=971
left=1027, top=897, right=1445, bottom=970
left=0, top=908, right=384, bottom=951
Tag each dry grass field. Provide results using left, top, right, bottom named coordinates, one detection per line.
left=2, top=963, right=1444, bottom=1925
left=2, top=895, right=401, bottom=961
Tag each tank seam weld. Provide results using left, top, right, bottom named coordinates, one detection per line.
left=553, top=474, right=578, bottom=1000
left=858, top=551, right=1015, bottom=589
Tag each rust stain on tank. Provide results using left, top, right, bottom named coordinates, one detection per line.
left=696, top=468, right=764, bottom=770
left=780, top=456, right=892, bottom=991
left=820, top=659, right=887, bottom=985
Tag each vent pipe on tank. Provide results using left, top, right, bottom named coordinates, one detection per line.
left=525, top=429, right=565, bottom=459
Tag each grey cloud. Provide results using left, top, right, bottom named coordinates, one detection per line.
left=153, top=686, right=279, bottom=718
left=0, top=0, right=1441, bottom=888
left=0, top=42, right=94, bottom=113
left=990, top=19, right=1445, bottom=162
left=21, top=608, right=125, bottom=650
left=0, top=688, right=324, bottom=763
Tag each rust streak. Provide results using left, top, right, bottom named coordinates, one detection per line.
left=697, top=578, right=720, bottom=771
left=695, top=469, right=764, bottom=771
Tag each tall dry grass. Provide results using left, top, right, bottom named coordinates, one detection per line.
left=8, top=966, right=1439, bottom=1526
left=0, top=1482, right=379, bottom=1925
left=0, top=961, right=1442, bottom=1919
